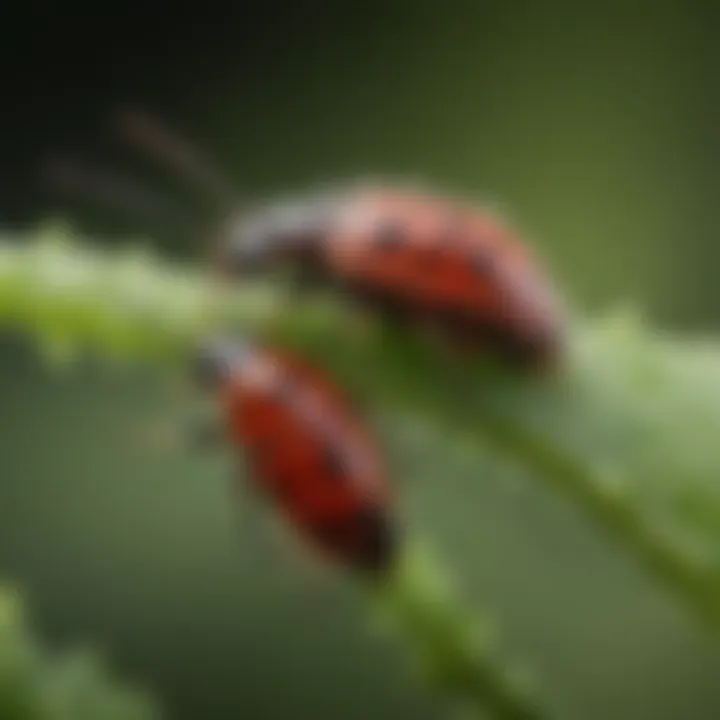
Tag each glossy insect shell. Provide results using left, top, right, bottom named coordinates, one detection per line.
left=216, top=345, right=395, bottom=574
left=223, top=186, right=566, bottom=368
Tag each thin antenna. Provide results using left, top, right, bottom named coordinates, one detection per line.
left=114, top=104, right=239, bottom=212
left=41, top=157, right=199, bottom=234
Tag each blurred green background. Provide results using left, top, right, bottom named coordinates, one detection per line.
left=1, top=1, right=720, bottom=718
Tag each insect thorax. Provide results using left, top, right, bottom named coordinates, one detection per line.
left=222, top=190, right=350, bottom=269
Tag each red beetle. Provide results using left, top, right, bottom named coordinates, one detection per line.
left=213, top=185, right=566, bottom=367
left=46, top=107, right=566, bottom=368
left=193, top=337, right=396, bottom=574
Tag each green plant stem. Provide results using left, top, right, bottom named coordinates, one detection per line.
left=369, top=544, right=549, bottom=719
left=471, top=412, right=720, bottom=629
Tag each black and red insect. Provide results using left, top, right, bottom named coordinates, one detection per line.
left=46, top=106, right=567, bottom=369
left=215, top=185, right=566, bottom=367
left=193, top=337, right=396, bottom=574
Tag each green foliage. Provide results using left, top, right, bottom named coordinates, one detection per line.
left=3, top=224, right=720, bottom=718
left=368, top=545, right=547, bottom=719
left=0, top=223, right=280, bottom=368
left=0, top=585, right=160, bottom=720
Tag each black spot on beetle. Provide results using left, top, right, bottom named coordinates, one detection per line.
left=374, top=221, right=404, bottom=249
left=470, top=248, right=498, bottom=275
left=323, top=446, right=350, bottom=480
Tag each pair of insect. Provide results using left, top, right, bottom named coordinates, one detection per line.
left=48, top=107, right=567, bottom=577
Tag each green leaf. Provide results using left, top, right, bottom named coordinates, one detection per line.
left=0, top=586, right=160, bottom=720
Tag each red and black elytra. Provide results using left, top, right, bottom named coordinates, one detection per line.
left=195, top=337, right=396, bottom=575
left=214, top=185, right=567, bottom=369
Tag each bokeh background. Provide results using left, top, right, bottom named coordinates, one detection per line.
left=1, top=1, right=720, bottom=718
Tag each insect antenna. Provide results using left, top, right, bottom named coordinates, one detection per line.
left=113, top=104, right=241, bottom=215
left=41, top=157, right=203, bottom=239
left=42, top=105, right=256, bottom=274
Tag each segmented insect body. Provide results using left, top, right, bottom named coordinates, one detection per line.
left=218, top=186, right=566, bottom=367
left=196, top=339, right=395, bottom=574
